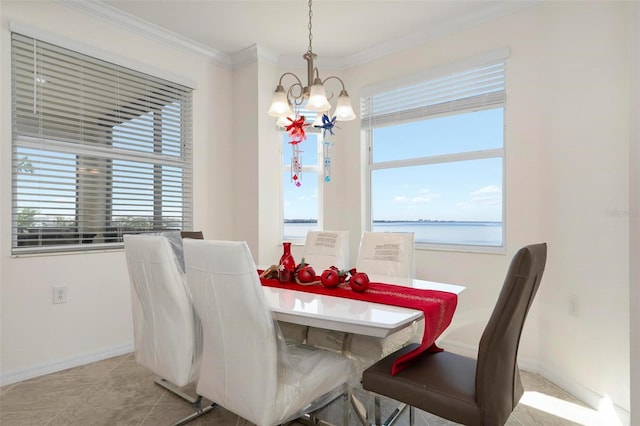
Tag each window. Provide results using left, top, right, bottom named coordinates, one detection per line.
left=281, top=129, right=322, bottom=242
left=362, top=51, right=508, bottom=249
left=11, top=32, right=193, bottom=254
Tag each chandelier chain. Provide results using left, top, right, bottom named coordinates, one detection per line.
left=307, top=0, right=313, bottom=53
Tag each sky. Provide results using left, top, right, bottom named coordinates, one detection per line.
left=283, top=107, right=503, bottom=222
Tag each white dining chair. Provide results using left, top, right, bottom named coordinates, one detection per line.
left=278, top=230, right=351, bottom=344
left=355, top=231, right=415, bottom=281
left=123, top=233, right=216, bottom=424
left=351, top=231, right=418, bottom=365
left=182, top=239, right=355, bottom=426
left=302, top=230, right=349, bottom=271
left=307, top=231, right=417, bottom=425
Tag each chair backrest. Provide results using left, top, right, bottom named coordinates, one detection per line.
left=356, top=231, right=415, bottom=280
left=476, top=243, right=547, bottom=425
left=181, top=231, right=204, bottom=239
left=302, top=230, right=349, bottom=271
left=183, top=239, right=280, bottom=425
left=123, top=234, right=200, bottom=387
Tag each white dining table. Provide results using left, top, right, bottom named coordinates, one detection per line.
left=262, top=278, right=465, bottom=338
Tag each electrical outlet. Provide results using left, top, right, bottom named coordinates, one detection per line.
left=53, top=286, right=68, bottom=304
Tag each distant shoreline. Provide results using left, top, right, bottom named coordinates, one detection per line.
left=284, top=220, right=503, bottom=245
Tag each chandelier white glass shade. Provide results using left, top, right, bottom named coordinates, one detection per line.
left=267, top=0, right=356, bottom=124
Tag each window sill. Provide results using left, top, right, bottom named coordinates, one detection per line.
left=415, top=242, right=506, bottom=255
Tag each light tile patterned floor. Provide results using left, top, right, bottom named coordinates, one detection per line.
left=1, top=353, right=593, bottom=426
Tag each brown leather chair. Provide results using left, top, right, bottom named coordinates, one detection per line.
left=362, top=243, right=547, bottom=426
left=181, top=231, right=204, bottom=239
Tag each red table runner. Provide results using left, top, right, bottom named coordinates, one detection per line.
left=260, top=276, right=458, bottom=375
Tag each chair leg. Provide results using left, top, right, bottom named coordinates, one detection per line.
left=374, top=395, right=382, bottom=426
left=351, top=392, right=367, bottom=425
left=381, top=401, right=407, bottom=426
left=409, top=406, right=415, bottom=426
left=171, top=403, right=217, bottom=426
left=154, top=377, right=200, bottom=405
left=153, top=377, right=217, bottom=426
left=293, top=388, right=350, bottom=426
left=343, top=390, right=350, bottom=426
left=360, top=393, right=408, bottom=426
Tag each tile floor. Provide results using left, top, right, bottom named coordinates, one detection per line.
left=1, top=353, right=594, bottom=426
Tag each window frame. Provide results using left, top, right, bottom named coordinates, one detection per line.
left=362, top=50, right=509, bottom=253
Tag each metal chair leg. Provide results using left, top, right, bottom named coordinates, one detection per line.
left=374, top=395, right=382, bottom=426
left=358, top=392, right=407, bottom=426
left=172, top=403, right=216, bottom=426
left=381, top=400, right=407, bottom=426
left=351, top=392, right=367, bottom=425
left=344, top=390, right=350, bottom=426
left=292, top=388, right=350, bottom=426
left=154, top=377, right=217, bottom=426
left=154, top=377, right=200, bottom=405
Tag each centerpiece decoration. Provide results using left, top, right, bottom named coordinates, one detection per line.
left=278, top=242, right=296, bottom=283
left=260, top=251, right=370, bottom=293
left=349, top=271, right=370, bottom=293
left=295, top=259, right=317, bottom=283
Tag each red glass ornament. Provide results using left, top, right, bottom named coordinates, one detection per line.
left=278, top=242, right=296, bottom=283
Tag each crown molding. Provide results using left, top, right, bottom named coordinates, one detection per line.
left=344, top=1, right=539, bottom=68
left=59, top=0, right=538, bottom=72
left=231, top=44, right=279, bottom=69
left=55, top=0, right=233, bottom=69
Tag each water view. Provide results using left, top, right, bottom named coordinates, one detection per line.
left=284, top=221, right=503, bottom=246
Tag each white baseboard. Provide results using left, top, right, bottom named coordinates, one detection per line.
left=0, top=342, right=134, bottom=386
left=442, top=340, right=630, bottom=426
left=537, top=365, right=631, bottom=426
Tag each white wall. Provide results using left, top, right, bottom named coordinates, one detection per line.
left=313, top=1, right=631, bottom=420
left=537, top=2, right=630, bottom=416
left=232, top=60, right=260, bottom=254
left=0, top=0, right=234, bottom=382
left=628, top=3, right=640, bottom=423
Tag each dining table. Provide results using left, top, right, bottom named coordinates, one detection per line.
left=260, top=273, right=465, bottom=425
left=261, top=274, right=464, bottom=369
left=262, top=276, right=465, bottom=338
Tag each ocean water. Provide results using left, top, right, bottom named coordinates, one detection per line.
left=284, top=221, right=503, bottom=246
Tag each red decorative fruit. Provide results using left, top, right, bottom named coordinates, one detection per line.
left=297, top=265, right=316, bottom=283
left=321, top=269, right=340, bottom=288
left=350, top=272, right=370, bottom=293
left=330, top=265, right=347, bottom=283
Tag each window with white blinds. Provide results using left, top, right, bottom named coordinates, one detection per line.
left=11, top=32, right=193, bottom=254
left=361, top=51, right=507, bottom=249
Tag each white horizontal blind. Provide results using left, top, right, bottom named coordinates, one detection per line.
left=11, top=32, right=193, bottom=254
left=361, top=61, right=505, bottom=128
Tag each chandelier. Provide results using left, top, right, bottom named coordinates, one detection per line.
left=267, top=0, right=356, bottom=123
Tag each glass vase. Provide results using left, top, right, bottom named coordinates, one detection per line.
left=278, top=242, right=296, bottom=283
